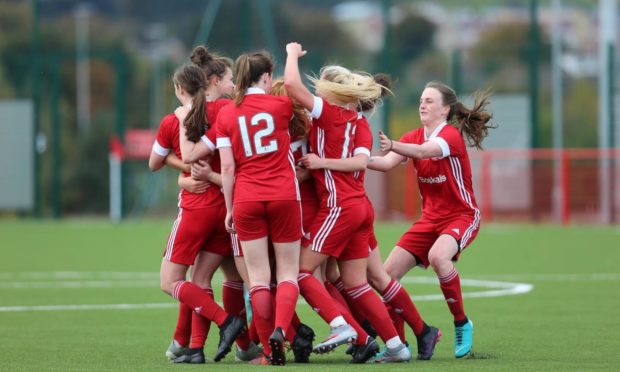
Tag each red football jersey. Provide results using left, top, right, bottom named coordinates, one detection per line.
left=400, top=123, right=480, bottom=221
left=351, top=115, right=373, bottom=187
left=215, top=91, right=299, bottom=203
left=153, top=100, right=230, bottom=209
left=290, top=137, right=318, bottom=204
left=308, top=97, right=371, bottom=207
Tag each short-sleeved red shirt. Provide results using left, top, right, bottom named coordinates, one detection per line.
left=153, top=100, right=230, bottom=209
left=307, top=97, right=371, bottom=208
left=215, top=91, right=299, bottom=203
left=400, top=123, right=479, bottom=221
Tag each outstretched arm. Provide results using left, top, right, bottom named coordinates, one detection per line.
left=284, top=42, right=315, bottom=112
left=378, top=130, right=442, bottom=160
left=300, top=153, right=368, bottom=172
left=367, top=151, right=407, bottom=172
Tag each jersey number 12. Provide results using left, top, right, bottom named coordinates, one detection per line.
left=238, top=113, right=278, bottom=157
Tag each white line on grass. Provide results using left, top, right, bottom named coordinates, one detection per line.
left=0, top=276, right=534, bottom=312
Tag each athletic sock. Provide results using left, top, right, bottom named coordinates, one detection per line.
left=297, top=271, right=342, bottom=324
left=386, top=304, right=406, bottom=342
left=173, top=280, right=229, bottom=326
left=190, top=288, right=213, bottom=349
left=222, top=280, right=250, bottom=351
left=249, top=285, right=274, bottom=356
left=275, top=280, right=299, bottom=331
left=438, top=268, right=466, bottom=322
left=173, top=302, right=192, bottom=347
left=325, top=281, right=369, bottom=346
left=382, top=279, right=425, bottom=336
left=345, top=283, right=399, bottom=343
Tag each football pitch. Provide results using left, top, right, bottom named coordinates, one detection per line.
left=1, top=219, right=618, bottom=371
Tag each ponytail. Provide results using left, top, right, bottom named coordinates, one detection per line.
left=453, top=91, right=494, bottom=150
left=425, top=81, right=495, bottom=150
left=184, top=88, right=207, bottom=143
left=234, top=55, right=252, bottom=105
left=233, top=51, right=274, bottom=106
left=173, top=64, right=208, bottom=143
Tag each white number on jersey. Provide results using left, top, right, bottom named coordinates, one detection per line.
left=238, top=113, right=278, bottom=157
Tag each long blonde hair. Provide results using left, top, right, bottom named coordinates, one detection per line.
left=308, top=65, right=391, bottom=110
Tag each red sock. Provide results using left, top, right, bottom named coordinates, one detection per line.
left=291, top=311, right=301, bottom=330
left=173, top=302, right=192, bottom=347
left=325, top=281, right=369, bottom=346
left=275, top=280, right=299, bottom=331
left=438, top=268, right=466, bottom=322
left=324, top=280, right=350, bottom=310
left=248, top=319, right=259, bottom=344
left=190, top=288, right=213, bottom=349
left=223, top=280, right=250, bottom=350
left=250, top=285, right=274, bottom=356
left=333, top=278, right=368, bottom=325
left=173, top=281, right=228, bottom=326
left=297, top=271, right=341, bottom=324
left=382, top=279, right=424, bottom=336
left=345, top=283, right=398, bottom=343
left=387, top=304, right=406, bottom=342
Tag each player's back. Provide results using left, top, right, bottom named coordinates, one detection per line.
left=216, top=93, right=298, bottom=202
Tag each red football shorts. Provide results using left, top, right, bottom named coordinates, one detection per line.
left=233, top=200, right=302, bottom=243
left=300, top=198, right=319, bottom=246
left=306, top=202, right=370, bottom=261
left=163, top=206, right=231, bottom=265
left=395, top=214, right=480, bottom=268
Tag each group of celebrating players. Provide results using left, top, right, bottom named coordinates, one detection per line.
left=148, top=41, right=493, bottom=365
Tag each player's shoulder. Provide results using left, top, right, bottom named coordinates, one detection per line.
left=160, top=113, right=179, bottom=127
left=438, top=124, right=465, bottom=144
left=400, top=127, right=423, bottom=142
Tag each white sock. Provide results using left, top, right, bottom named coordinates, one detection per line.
left=329, top=316, right=346, bottom=328
left=385, top=336, right=402, bottom=349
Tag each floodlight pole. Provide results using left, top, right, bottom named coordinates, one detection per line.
left=598, top=0, right=616, bottom=224
left=31, top=0, right=41, bottom=217
left=74, top=3, right=92, bottom=136
left=551, top=0, right=565, bottom=224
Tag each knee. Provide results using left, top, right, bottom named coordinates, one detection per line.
left=428, top=253, right=448, bottom=272
left=160, top=278, right=173, bottom=295
left=190, top=272, right=213, bottom=289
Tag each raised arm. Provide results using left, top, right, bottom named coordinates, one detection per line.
left=284, top=42, right=314, bottom=112
left=176, top=106, right=213, bottom=163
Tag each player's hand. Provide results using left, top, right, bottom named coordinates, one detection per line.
left=295, top=165, right=311, bottom=182
left=191, top=160, right=212, bottom=181
left=174, top=106, right=190, bottom=123
left=224, top=210, right=235, bottom=233
left=378, top=130, right=393, bottom=152
left=179, top=176, right=210, bottom=193
left=286, top=42, right=307, bottom=58
left=300, top=153, right=323, bottom=170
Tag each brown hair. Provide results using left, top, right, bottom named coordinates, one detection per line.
left=233, top=51, right=274, bottom=105
left=173, top=64, right=207, bottom=143
left=359, top=73, right=393, bottom=112
left=425, top=81, right=494, bottom=150
left=270, top=78, right=311, bottom=139
left=190, top=45, right=231, bottom=81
